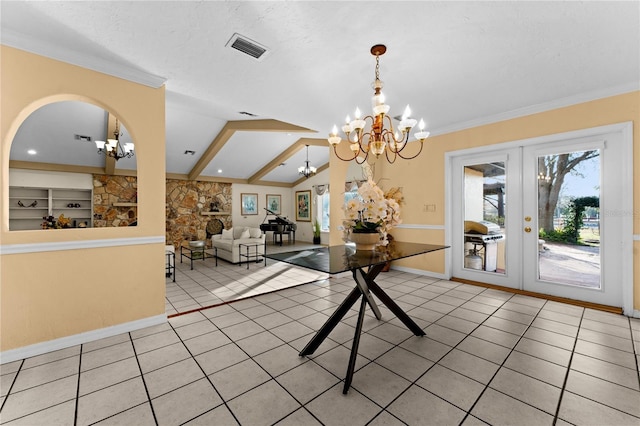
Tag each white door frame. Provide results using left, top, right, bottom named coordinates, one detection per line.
left=445, top=122, right=634, bottom=315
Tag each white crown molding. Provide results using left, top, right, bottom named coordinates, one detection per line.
left=0, top=236, right=165, bottom=255
left=2, top=29, right=166, bottom=89
left=431, top=82, right=640, bottom=137
left=0, top=314, right=166, bottom=364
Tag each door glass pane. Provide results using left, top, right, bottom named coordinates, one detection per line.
left=463, top=162, right=506, bottom=274
left=537, top=150, right=601, bottom=288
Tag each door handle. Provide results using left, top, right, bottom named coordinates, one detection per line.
left=524, top=226, right=532, bottom=233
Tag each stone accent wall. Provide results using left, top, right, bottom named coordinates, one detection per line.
left=165, top=179, right=232, bottom=249
left=93, top=175, right=137, bottom=227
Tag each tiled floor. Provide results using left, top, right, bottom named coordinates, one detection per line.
left=165, top=242, right=327, bottom=316
left=2, top=259, right=640, bottom=425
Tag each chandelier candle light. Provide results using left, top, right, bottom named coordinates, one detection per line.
left=328, top=44, right=430, bottom=164
left=95, top=118, right=134, bottom=161
left=298, top=144, right=317, bottom=178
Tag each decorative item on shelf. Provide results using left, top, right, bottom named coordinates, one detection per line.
left=342, top=179, right=403, bottom=250
left=328, top=44, right=430, bottom=164
left=298, top=145, right=317, bottom=178
left=210, top=201, right=220, bottom=212
left=17, top=200, right=38, bottom=208
left=42, top=214, right=72, bottom=229
left=95, top=117, right=134, bottom=161
left=313, top=220, right=321, bottom=244
left=67, top=203, right=81, bottom=208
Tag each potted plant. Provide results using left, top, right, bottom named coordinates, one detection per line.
left=342, top=179, right=403, bottom=250
left=313, top=220, right=321, bottom=244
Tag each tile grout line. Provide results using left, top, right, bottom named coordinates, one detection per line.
left=629, top=317, right=640, bottom=391
left=551, top=308, right=585, bottom=425
left=128, top=332, right=159, bottom=426
left=73, top=344, right=82, bottom=426
left=166, top=318, right=244, bottom=425
left=351, top=281, right=515, bottom=424
left=0, top=358, right=24, bottom=414
left=458, top=296, right=552, bottom=425
left=219, top=291, right=392, bottom=424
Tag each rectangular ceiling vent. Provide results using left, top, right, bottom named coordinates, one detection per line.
left=74, top=134, right=92, bottom=142
left=226, top=33, right=269, bottom=61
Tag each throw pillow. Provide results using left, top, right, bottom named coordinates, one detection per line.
left=239, top=229, right=251, bottom=239
left=221, top=228, right=233, bottom=240
left=233, top=227, right=246, bottom=239
left=249, top=227, right=262, bottom=238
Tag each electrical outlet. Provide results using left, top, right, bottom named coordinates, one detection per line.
left=426, top=204, right=436, bottom=212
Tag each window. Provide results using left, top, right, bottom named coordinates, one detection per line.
left=318, top=192, right=330, bottom=232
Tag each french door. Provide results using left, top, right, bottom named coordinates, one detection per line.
left=449, top=124, right=633, bottom=310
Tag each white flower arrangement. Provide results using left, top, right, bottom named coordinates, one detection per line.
left=342, top=179, right=403, bottom=245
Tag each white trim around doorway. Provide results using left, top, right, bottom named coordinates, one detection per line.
left=445, top=122, right=634, bottom=315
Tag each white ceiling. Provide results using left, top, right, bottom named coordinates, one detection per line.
left=3, top=1, right=639, bottom=185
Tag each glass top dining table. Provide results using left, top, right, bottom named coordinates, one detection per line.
left=265, top=241, right=449, bottom=394
left=265, top=241, right=448, bottom=275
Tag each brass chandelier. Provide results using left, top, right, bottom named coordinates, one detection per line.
left=328, top=44, right=430, bottom=164
left=95, top=118, right=134, bottom=161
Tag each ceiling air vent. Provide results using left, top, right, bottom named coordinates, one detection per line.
left=74, top=134, right=92, bottom=142
left=226, top=33, right=269, bottom=61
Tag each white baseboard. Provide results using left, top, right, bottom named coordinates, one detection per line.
left=0, top=314, right=167, bottom=364
left=389, top=265, right=448, bottom=280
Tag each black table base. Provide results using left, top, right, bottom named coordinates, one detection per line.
left=299, top=262, right=425, bottom=394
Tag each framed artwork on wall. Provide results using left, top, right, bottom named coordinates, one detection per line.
left=266, top=194, right=281, bottom=215
left=295, top=190, right=311, bottom=222
left=241, top=193, right=258, bottom=215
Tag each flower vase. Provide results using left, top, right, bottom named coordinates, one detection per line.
left=350, top=232, right=380, bottom=251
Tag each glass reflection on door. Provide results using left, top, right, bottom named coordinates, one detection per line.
left=463, top=162, right=506, bottom=274
left=537, top=150, right=601, bottom=288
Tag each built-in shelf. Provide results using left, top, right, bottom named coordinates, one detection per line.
left=201, top=211, right=231, bottom=216
left=113, top=202, right=137, bottom=207
left=9, top=187, right=93, bottom=230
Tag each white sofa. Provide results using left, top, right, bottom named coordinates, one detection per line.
left=211, top=226, right=265, bottom=264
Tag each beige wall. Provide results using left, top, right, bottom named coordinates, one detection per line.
left=331, top=91, right=639, bottom=310
left=1, top=46, right=167, bottom=351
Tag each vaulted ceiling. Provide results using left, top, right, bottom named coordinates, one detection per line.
left=3, top=1, right=639, bottom=186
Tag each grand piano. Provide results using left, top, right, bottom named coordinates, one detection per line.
left=260, top=208, right=297, bottom=246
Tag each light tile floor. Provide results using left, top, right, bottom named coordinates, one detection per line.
left=166, top=242, right=327, bottom=316
left=2, top=255, right=640, bottom=425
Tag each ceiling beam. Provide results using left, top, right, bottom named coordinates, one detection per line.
left=8, top=160, right=136, bottom=177
left=247, top=137, right=327, bottom=184
left=187, top=119, right=315, bottom=181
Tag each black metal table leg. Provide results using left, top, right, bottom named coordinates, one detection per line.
left=343, top=295, right=368, bottom=394
left=367, top=280, right=425, bottom=336
left=353, top=268, right=382, bottom=320
left=299, top=287, right=362, bottom=356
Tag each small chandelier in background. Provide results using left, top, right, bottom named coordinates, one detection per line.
left=95, top=118, right=134, bottom=161
left=328, top=44, right=430, bottom=164
left=298, top=145, right=317, bottom=179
